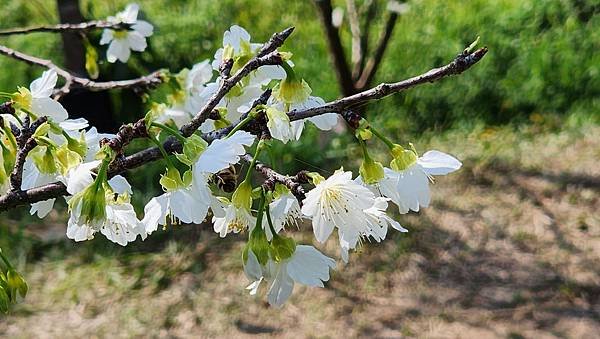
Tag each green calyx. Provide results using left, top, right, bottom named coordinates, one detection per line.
left=355, top=119, right=373, bottom=141
left=306, top=172, right=325, bottom=185
left=64, top=131, right=88, bottom=158
left=55, top=144, right=83, bottom=176
left=360, top=156, right=385, bottom=185
left=232, top=179, right=253, bottom=210
left=358, top=139, right=384, bottom=184
left=31, top=146, right=58, bottom=174
left=274, top=62, right=312, bottom=105
left=159, top=166, right=192, bottom=192
left=269, top=235, right=296, bottom=262
left=12, top=87, right=31, bottom=111
left=175, top=134, right=208, bottom=166
left=390, top=144, right=418, bottom=171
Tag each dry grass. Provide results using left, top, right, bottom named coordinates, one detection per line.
left=1, top=121, right=599, bottom=338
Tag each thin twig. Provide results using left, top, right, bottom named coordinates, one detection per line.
left=0, top=45, right=165, bottom=98
left=289, top=47, right=488, bottom=121
left=0, top=21, right=129, bottom=36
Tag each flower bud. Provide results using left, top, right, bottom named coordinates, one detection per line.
left=12, top=87, right=31, bottom=110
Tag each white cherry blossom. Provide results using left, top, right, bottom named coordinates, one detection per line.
left=100, top=3, right=153, bottom=63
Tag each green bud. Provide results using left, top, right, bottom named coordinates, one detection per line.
left=269, top=235, right=296, bottom=262
left=390, top=144, right=418, bottom=171
left=232, top=180, right=253, bottom=210
left=360, top=157, right=385, bottom=184
left=144, top=104, right=166, bottom=132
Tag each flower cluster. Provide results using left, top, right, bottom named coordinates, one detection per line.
left=0, top=4, right=464, bottom=308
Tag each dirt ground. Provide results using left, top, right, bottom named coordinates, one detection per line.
left=1, top=123, right=599, bottom=338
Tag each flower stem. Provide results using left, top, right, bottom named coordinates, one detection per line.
left=150, top=122, right=186, bottom=144
left=226, top=114, right=255, bottom=139
left=265, top=204, right=279, bottom=238
left=1, top=126, right=18, bottom=151
left=243, top=139, right=264, bottom=182
left=252, top=190, right=267, bottom=238
left=149, top=135, right=176, bottom=169
left=369, top=125, right=395, bottom=150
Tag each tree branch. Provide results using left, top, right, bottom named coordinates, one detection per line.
left=289, top=46, right=488, bottom=121
left=9, top=116, right=48, bottom=192
left=0, top=45, right=166, bottom=98
left=313, top=0, right=356, bottom=96
left=355, top=11, right=398, bottom=91
left=0, top=21, right=129, bottom=36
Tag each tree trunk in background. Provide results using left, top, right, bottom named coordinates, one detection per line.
left=56, top=0, right=117, bottom=132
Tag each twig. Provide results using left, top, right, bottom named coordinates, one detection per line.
left=355, top=11, right=399, bottom=90
left=289, top=46, right=488, bottom=121
left=0, top=45, right=165, bottom=98
left=0, top=21, right=130, bottom=36
left=243, top=154, right=309, bottom=201
left=314, top=0, right=356, bottom=96
left=9, top=116, right=48, bottom=192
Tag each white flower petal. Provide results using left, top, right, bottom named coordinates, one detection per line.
left=30, top=97, right=68, bottom=122
left=418, top=150, right=462, bottom=176
left=30, top=70, right=57, bottom=98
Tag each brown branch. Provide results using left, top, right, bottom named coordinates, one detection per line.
left=9, top=116, right=48, bottom=192
left=355, top=11, right=398, bottom=91
left=289, top=46, right=488, bottom=121
left=0, top=21, right=129, bottom=36
left=0, top=45, right=166, bottom=98
left=244, top=154, right=309, bottom=202
left=314, top=0, right=356, bottom=96
left=0, top=44, right=488, bottom=212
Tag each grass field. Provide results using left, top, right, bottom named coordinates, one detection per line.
left=0, top=119, right=599, bottom=338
